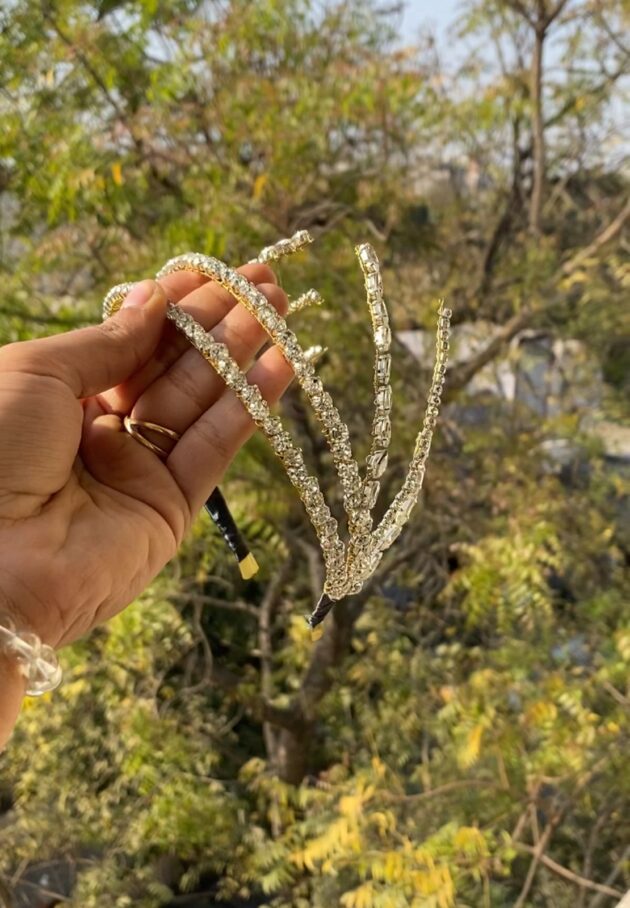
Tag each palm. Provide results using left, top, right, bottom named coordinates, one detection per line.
left=0, top=368, right=182, bottom=648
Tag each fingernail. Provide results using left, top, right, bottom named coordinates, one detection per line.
left=122, top=279, right=156, bottom=308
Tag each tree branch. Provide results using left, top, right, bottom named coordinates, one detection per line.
left=386, top=778, right=503, bottom=803
left=515, top=844, right=624, bottom=899
left=444, top=198, right=629, bottom=395
left=209, top=661, right=302, bottom=734
left=259, top=562, right=291, bottom=762
left=529, top=19, right=546, bottom=234
left=561, top=197, right=630, bottom=275
left=588, top=845, right=630, bottom=908
left=514, top=812, right=556, bottom=908
left=0, top=306, right=88, bottom=328
left=444, top=308, right=533, bottom=398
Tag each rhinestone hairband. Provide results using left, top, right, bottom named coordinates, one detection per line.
left=103, top=232, right=451, bottom=627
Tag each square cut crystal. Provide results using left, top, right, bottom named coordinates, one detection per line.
left=364, top=480, right=380, bottom=509
left=374, top=325, right=391, bottom=349
left=376, top=387, right=392, bottom=410
left=366, top=449, right=388, bottom=478
left=376, top=355, right=391, bottom=383
left=380, top=523, right=402, bottom=549
left=371, top=294, right=386, bottom=314
left=358, top=245, right=379, bottom=273
left=373, top=417, right=391, bottom=446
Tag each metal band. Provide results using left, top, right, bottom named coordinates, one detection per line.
left=123, top=416, right=181, bottom=459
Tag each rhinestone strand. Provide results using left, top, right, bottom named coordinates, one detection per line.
left=165, top=304, right=348, bottom=595
left=341, top=243, right=394, bottom=589
left=371, top=302, right=451, bottom=556
left=250, top=233, right=324, bottom=315
left=102, top=236, right=451, bottom=611
left=104, top=284, right=348, bottom=596
left=250, top=230, right=313, bottom=265
left=155, top=247, right=366, bottom=537
left=289, top=288, right=323, bottom=314
left=355, top=243, right=393, bottom=513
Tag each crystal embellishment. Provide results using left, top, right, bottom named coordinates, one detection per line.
left=102, top=232, right=451, bottom=627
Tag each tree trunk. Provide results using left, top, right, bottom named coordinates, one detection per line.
left=530, top=25, right=546, bottom=235
left=276, top=723, right=314, bottom=786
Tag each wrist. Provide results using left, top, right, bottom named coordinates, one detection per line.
left=0, top=650, right=25, bottom=750
left=0, top=562, right=63, bottom=648
left=0, top=595, right=62, bottom=749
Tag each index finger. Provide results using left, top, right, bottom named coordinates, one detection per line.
left=99, top=261, right=276, bottom=414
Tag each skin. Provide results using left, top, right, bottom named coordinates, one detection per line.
left=0, top=264, right=293, bottom=747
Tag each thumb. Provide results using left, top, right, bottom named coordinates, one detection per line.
left=3, top=281, right=168, bottom=399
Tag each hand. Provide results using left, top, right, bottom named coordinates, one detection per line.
left=0, top=264, right=291, bottom=651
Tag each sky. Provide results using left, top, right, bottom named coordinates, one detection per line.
left=400, top=0, right=460, bottom=42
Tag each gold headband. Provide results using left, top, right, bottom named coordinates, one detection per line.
left=103, top=232, right=451, bottom=627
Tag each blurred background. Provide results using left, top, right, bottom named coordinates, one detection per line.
left=0, top=1, right=628, bottom=905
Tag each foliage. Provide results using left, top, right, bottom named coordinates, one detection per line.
left=0, top=1, right=628, bottom=906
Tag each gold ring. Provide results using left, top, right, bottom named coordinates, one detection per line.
left=123, top=416, right=181, bottom=459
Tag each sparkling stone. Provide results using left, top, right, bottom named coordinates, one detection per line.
left=408, top=464, right=425, bottom=484
left=213, top=343, right=229, bottom=364
left=376, top=387, right=392, bottom=410
left=373, top=417, right=391, bottom=446
left=366, top=449, right=388, bottom=478
left=366, top=550, right=383, bottom=572
left=284, top=448, right=302, bottom=468
left=366, top=273, right=382, bottom=295
left=285, top=339, right=302, bottom=359
left=321, top=517, right=338, bottom=538
left=352, top=512, right=372, bottom=534
left=376, top=355, right=391, bottom=383
left=272, top=432, right=291, bottom=454
left=374, top=325, right=391, bottom=350
left=302, top=374, right=319, bottom=393
left=276, top=327, right=293, bottom=346
left=248, top=396, right=268, bottom=421
left=357, top=244, right=379, bottom=273
left=397, top=491, right=417, bottom=521
left=380, top=523, right=402, bottom=549
left=266, top=415, right=284, bottom=434
left=304, top=346, right=326, bottom=365
left=363, top=480, right=380, bottom=509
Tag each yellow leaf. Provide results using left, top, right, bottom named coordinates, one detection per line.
left=340, top=882, right=375, bottom=908
left=340, top=794, right=362, bottom=818
left=459, top=723, right=484, bottom=768
left=252, top=172, right=268, bottom=200
left=524, top=700, right=557, bottom=727
left=111, top=161, right=123, bottom=186
left=371, top=756, right=386, bottom=778
left=384, top=850, right=404, bottom=881
left=453, top=826, right=487, bottom=855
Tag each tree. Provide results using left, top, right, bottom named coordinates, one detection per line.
left=0, top=0, right=628, bottom=905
